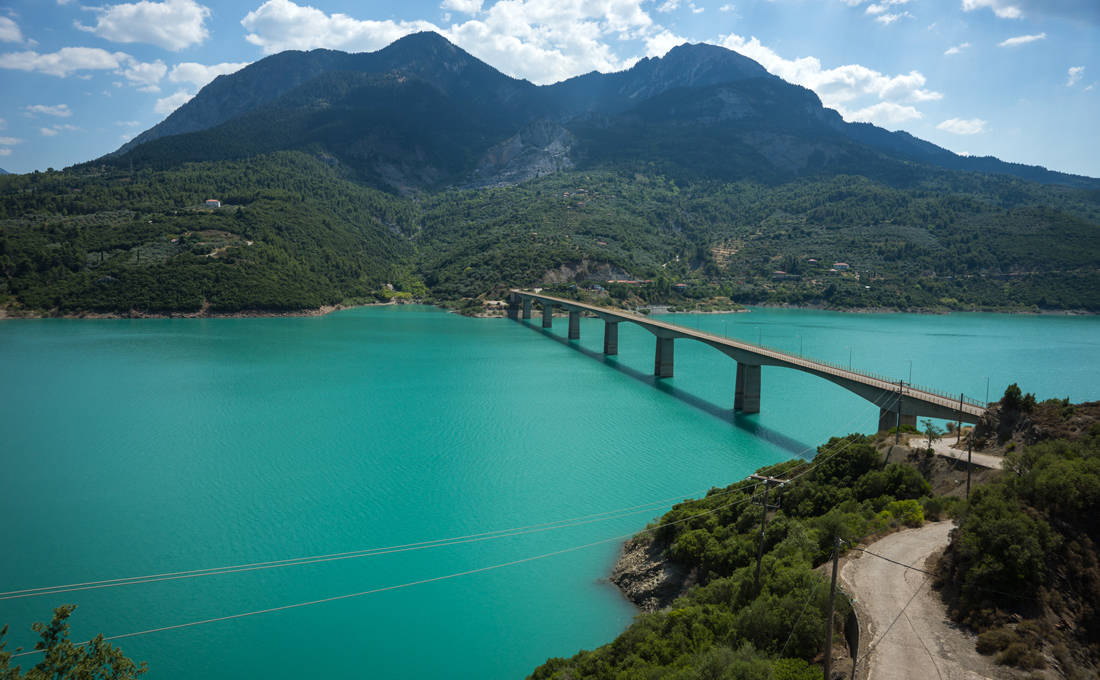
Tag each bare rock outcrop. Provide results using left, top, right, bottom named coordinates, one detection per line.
left=611, top=535, right=696, bottom=612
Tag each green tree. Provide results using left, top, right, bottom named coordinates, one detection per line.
left=921, top=418, right=945, bottom=451
left=0, top=605, right=146, bottom=680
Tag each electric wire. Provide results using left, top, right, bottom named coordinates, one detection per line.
left=6, top=383, right=897, bottom=658
left=11, top=482, right=770, bottom=658
left=4, top=378, right=894, bottom=603
left=0, top=491, right=713, bottom=601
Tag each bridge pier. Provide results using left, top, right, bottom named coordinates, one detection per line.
left=879, top=408, right=916, bottom=432
left=654, top=337, right=674, bottom=378
left=603, top=321, right=619, bottom=355
left=734, top=362, right=761, bottom=414
left=522, top=297, right=532, bottom=320
left=542, top=302, right=553, bottom=328
left=568, top=310, right=581, bottom=340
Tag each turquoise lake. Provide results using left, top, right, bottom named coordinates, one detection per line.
left=1, top=306, right=1097, bottom=678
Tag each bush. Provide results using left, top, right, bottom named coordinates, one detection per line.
left=996, top=642, right=1045, bottom=669
left=976, top=626, right=1017, bottom=655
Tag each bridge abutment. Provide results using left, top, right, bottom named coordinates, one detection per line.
left=568, top=310, right=581, bottom=340
left=542, top=302, right=553, bottom=328
left=603, top=321, right=619, bottom=355
left=654, top=337, right=674, bottom=378
left=734, top=362, right=761, bottom=414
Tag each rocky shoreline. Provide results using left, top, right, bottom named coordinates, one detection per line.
left=610, top=534, right=696, bottom=613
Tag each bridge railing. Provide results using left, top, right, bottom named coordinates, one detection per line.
left=514, top=291, right=987, bottom=411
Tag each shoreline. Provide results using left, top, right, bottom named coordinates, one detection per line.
left=0, top=300, right=397, bottom=320
left=2, top=299, right=1095, bottom=320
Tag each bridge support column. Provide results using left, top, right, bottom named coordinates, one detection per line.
left=734, top=362, right=761, bottom=414
left=507, top=294, right=519, bottom=320
left=568, top=310, right=581, bottom=340
left=654, top=337, right=674, bottom=378
left=542, top=302, right=553, bottom=328
left=879, top=409, right=916, bottom=432
left=603, top=321, right=619, bottom=355
left=522, top=297, right=532, bottom=319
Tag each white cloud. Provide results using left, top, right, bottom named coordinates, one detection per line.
left=155, top=88, right=193, bottom=115
left=845, top=101, right=923, bottom=126
left=76, top=0, right=211, bottom=51
left=0, top=136, right=22, bottom=145
left=40, top=127, right=58, bottom=136
left=874, top=11, right=912, bottom=24
left=718, top=32, right=942, bottom=125
left=40, top=123, right=80, bottom=135
left=242, top=0, right=655, bottom=85
left=241, top=0, right=439, bottom=54
left=937, top=117, right=987, bottom=134
left=997, top=32, right=1045, bottom=47
left=0, top=117, right=6, bottom=129
left=24, top=104, right=73, bottom=117
left=0, top=16, right=24, bottom=43
left=120, top=58, right=166, bottom=89
left=1066, top=65, right=1084, bottom=86
left=441, top=0, right=483, bottom=13
left=117, top=120, right=142, bottom=126
left=944, top=42, right=970, bottom=55
left=962, top=0, right=1023, bottom=19
left=0, top=47, right=130, bottom=77
left=167, top=61, right=250, bottom=89
left=0, top=149, right=12, bottom=156
left=689, top=2, right=704, bottom=14
left=719, top=3, right=735, bottom=11
left=657, top=0, right=680, bottom=12
left=645, top=30, right=688, bottom=58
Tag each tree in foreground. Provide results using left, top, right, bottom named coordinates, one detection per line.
left=0, top=605, right=146, bottom=680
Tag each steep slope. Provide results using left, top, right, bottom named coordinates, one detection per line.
left=117, top=71, right=510, bottom=191
left=117, top=32, right=536, bottom=155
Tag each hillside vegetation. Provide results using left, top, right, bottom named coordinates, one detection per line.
left=529, top=432, right=944, bottom=680
left=2, top=155, right=1097, bottom=315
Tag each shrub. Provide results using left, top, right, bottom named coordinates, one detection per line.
left=996, top=642, right=1045, bottom=669
left=885, top=499, right=924, bottom=527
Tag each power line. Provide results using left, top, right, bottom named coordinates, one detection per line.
left=12, top=484, right=769, bottom=659
left=0, top=491, right=710, bottom=602
left=7, top=392, right=894, bottom=658
left=5, top=389, right=892, bottom=604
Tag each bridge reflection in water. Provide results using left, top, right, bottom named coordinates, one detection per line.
left=509, top=290, right=987, bottom=430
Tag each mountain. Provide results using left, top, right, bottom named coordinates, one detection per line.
left=101, top=32, right=1097, bottom=192
left=0, top=168, right=9, bottom=175
left=4, top=32, right=1096, bottom=318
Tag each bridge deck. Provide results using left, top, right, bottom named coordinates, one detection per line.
left=511, top=290, right=986, bottom=421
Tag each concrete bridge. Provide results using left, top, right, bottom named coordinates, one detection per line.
left=508, top=290, right=987, bottom=429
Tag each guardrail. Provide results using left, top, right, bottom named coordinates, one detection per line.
left=511, top=291, right=988, bottom=413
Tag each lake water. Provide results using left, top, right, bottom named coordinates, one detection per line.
left=1, top=306, right=1097, bottom=678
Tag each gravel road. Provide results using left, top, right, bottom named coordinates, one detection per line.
left=840, top=521, right=1006, bottom=680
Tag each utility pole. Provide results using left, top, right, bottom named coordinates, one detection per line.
left=750, top=474, right=787, bottom=592
left=966, top=433, right=973, bottom=500
left=824, top=535, right=841, bottom=680
left=956, top=393, right=964, bottom=444
left=895, top=380, right=904, bottom=446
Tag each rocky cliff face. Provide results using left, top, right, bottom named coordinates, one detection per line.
left=469, top=120, right=576, bottom=187
left=611, top=535, right=697, bottom=612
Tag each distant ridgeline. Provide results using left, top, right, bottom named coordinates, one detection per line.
left=1, top=32, right=1097, bottom=315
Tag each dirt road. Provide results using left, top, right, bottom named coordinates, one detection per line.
left=840, top=521, right=1005, bottom=680
left=925, top=437, right=1004, bottom=470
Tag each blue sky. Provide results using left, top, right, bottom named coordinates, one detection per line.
left=0, top=0, right=1096, bottom=176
